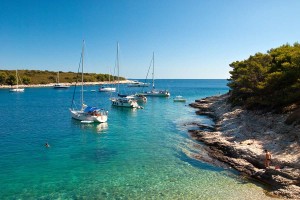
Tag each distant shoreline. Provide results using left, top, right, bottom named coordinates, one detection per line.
left=0, top=80, right=133, bottom=89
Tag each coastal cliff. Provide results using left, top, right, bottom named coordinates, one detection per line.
left=189, top=94, right=300, bottom=199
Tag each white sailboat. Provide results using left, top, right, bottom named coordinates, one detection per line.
left=53, top=71, right=70, bottom=89
left=70, top=40, right=108, bottom=123
left=99, top=85, right=116, bottom=92
left=110, top=43, right=141, bottom=108
left=99, top=67, right=116, bottom=92
left=137, top=52, right=170, bottom=97
left=127, top=80, right=150, bottom=87
left=10, top=70, right=24, bottom=92
left=133, top=94, right=147, bottom=103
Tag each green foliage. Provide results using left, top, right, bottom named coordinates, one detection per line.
left=0, top=72, right=7, bottom=84
left=6, top=74, right=16, bottom=85
left=22, top=76, right=31, bottom=85
left=0, top=70, right=126, bottom=85
left=228, top=43, right=300, bottom=110
left=48, top=76, right=55, bottom=81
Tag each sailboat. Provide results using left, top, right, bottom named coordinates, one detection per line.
left=70, top=40, right=108, bottom=123
left=53, top=71, right=70, bottom=89
left=110, top=43, right=141, bottom=108
left=10, top=70, right=24, bottom=92
left=127, top=80, right=150, bottom=87
left=99, top=67, right=116, bottom=92
left=137, top=52, right=170, bottom=97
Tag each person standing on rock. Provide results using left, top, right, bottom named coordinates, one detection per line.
left=264, top=149, right=272, bottom=168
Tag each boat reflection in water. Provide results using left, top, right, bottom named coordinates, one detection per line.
left=96, top=122, right=108, bottom=133
left=78, top=122, right=108, bottom=133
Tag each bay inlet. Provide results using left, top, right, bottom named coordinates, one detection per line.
left=0, top=79, right=274, bottom=199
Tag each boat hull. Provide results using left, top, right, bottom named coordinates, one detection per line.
left=133, top=95, right=147, bottom=103
left=10, top=88, right=24, bottom=92
left=127, top=84, right=149, bottom=87
left=127, top=80, right=149, bottom=87
left=138, top=90, right=170, bottom=97
left=110, top=97, right=139, bottom=108
left=173, top=99, right=186, bottom=102
left=70, top=110, right=108, bottom=123
left=173, top=96, right=186, bottom=102
left=54, top=84, right=70, bottom=89
left=99, top=87, right=116, bottom=92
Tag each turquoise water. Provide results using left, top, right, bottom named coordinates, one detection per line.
left=0, top=79, right=273, bottom=199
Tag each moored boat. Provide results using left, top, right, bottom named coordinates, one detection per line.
left=53, top=72, right=70, bottom=89
left=133, top=94, right=147, bottom=103
left=110, top=43, right=142, bottom=109
left=70, top=40, right=108, bottom=123
left=9, top=70, right=25, bottom=92
left=99, top=67, right=116, bottom=92
left=54, top=83, right=70, bottom=89
left=137, top=52, right=170, bottom=97
left=99, top=85, right=116, bottom=92
left=110, top=95, right=141, bottom=108
left=173, top=95, right=186, bottom=102
left=127, top=80, right=150, bottom=87
left=142, top=90, right=170, bottom=97
left=70, top=105, right=108, bottom=123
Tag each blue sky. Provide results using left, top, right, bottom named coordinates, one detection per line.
left=1, top=0, right=299, bottom=79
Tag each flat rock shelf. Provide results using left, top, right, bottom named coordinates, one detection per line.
left=189, top=94, right=300, bottom=199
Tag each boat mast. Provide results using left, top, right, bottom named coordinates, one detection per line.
left=81, top=40, right=85, bottom=109
left=152, top=52, right=155, bottom=90
left=108, top=67, right=111, bottom=83
left=16, top=70, right=18, bottom=89
left=117, top=42, right=120, bottom=94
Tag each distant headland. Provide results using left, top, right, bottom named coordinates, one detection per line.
left=0, top=70, right=127, bottom=88
left=0, top=81, right=132, bottom=89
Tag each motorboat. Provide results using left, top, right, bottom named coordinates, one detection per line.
left=54, top=83, right=70, bottom=89
left=141, top=89, right=170, bottom=97
left=173, top=96, right=186, bottom=102
left=127, top=80, right=150, bottom=87
left=133, top=94, right=147, bottom=103
left=99, top=85, right=116, bottom=92
left=110, top=95, right=141, bottom=108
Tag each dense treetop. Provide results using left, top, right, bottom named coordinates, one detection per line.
left=0, top=70, right=124, bottom=85
left=228, top=43, right=300, bottom=111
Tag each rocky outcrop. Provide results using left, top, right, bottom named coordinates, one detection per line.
left=285, top=107, right=300, bottom=125
left=189, top=94, right=300, bottom=199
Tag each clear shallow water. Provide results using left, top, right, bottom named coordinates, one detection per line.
left=0, top=79, right=274, bottom=199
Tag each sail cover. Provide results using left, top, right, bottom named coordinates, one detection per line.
left=84, top=106, right=99, bottom=112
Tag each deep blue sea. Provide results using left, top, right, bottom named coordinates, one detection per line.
left=0, top=79, right=273, bottom=199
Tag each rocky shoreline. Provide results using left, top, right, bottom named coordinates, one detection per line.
left=189, top=94, right=300, bottom=199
